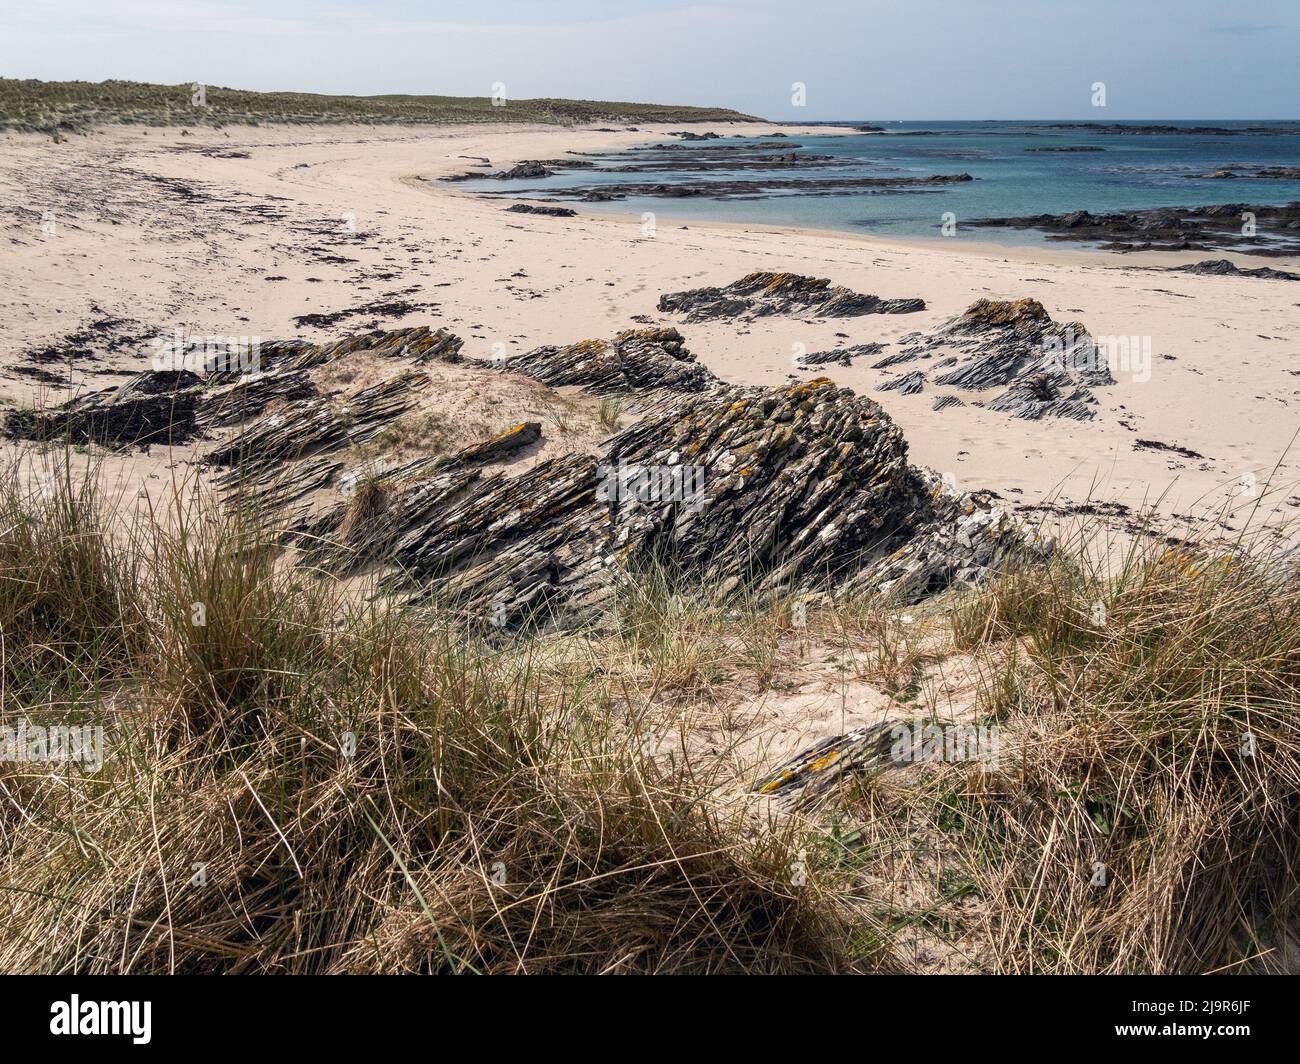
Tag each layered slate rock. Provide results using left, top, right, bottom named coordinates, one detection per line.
left=6, top=318, right=1045, bottom=632
left=841, top=469, right=1039, bottom=601
left=505, top=203, right=577, bottom=218
left=876, top=370, right=925, bottom=395
left=753, top=722, right=903, bottom=809
left=795, top=342, right=885, bottom=368
left=658, top=272, right=925, bottom=323
left=970, top=201, right=1300, bottom=257
left=4, top=366, right=324, bottom=448
left=5, top=369, right=206, bottom=446
left=524, top=172, right=973, bottom=203
left=5, top=326, right=464, bottom=450
left=215, top=325, right=463, bottom=381
left=206, top=370, right=431, bottom=473
left=499, top=327, right=720, bottom=400
left=880, top=298, right=1112, bottom=420
left=288, top=376, right=1044, bottom=628
left=1170, top=259, right=1300, bottom=281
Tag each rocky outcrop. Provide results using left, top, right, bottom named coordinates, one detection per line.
left=796, top=342, right=885, bottom=368
left=658, top=272, right=925, bottom=323
left=876, top=370, right=925, bottom=395
left=6, top=318, right=1045, bottom=630
left=5, top=326, right=463, bottom=449
left=527, top=172, right=973, bottom=203
left=287, top=376, right=1044, bottom=627
left=212, top=325, right=463, bottom=381
left=439, top=158, right=593, bottom=182
left=206, top=370, right=431, bottom=473
left=970, top=202, right=1300, bottom=256
left=1187, top=167, right=1300, bottom=181
left=878, top=298, right=1111, bottom=420
left=1026, top=123, right=1300, bottom=136
left=499, top=327, right=720, bottom=399
left=1171, top=259, right=1300, bottom=281
left=753, top=723, right=902, bottom=808
left=597, top=145, right=835, bottom=173
left=505, top=203, right=577, bottom=218
left=5, top=369, right=205, bottom=446
left=495, top=160, right=555, bottom=180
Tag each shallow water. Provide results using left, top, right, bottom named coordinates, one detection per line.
left=466, top=119, right=1300, bottom=248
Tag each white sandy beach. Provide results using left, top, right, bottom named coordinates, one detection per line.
left=3, top=119, right=1299, bottom=545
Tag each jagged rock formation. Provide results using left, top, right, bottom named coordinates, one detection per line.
left=6, top=326, right=463, bottom=449
left=1027, top=122, right=1300, bottom=136
left=796, top=342, right=885, bottom=368
left=753, top=723, right=902, bottom=808
left=206, top=371, right=431, bottom=472
left=751, top=713, right=998, bottom=811
left=505, top=203, right=577, bottom=218
left=658, top=272, right=925, bottom=323
left=5, top=369, right=206, bottom=446
left=1187, top=167, right=1300, bottom=180
left=285, top=375, right=1044, bottom=627
left=439, top=158, right=593, bottom=182
left=876, top=370, right=925, bottom=395
left=499, top=327, right=719, bottom=400
left=598, top=145, right=836, bottom=173
left=522, top=170, right=972, bottom=201
left=970, top=201, right=1300, bottom=256
left=495, top=160, right=555, bottom=179
left=526, top=172, right=972, bottom=203
left=7, top=319, right=1046, bottom=631
left=878, top=298, right=1112, bottom=420
left=1171, top=259, right=1300, bottom=281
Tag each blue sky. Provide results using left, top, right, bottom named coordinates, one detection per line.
left=3, top=0, right=1297, bottom=119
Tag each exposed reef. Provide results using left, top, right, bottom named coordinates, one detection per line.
left=970, top=202, right=1300, bottom=257
left=541, top=172, right=971, bottom=202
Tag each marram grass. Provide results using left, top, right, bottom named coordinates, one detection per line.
left=1, top=459, right=1297, bottom=973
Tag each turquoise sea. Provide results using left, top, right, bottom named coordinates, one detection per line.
left=468, top=120, right=1300, bottom=247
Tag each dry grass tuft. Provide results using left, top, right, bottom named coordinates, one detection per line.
left=0, top=462, right=880, bottom=974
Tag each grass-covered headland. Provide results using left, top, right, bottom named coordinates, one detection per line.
left=0, top=78, right=762, bottom=134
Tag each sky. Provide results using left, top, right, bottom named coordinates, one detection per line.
left=3, top=0, right=1298, bottom=120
